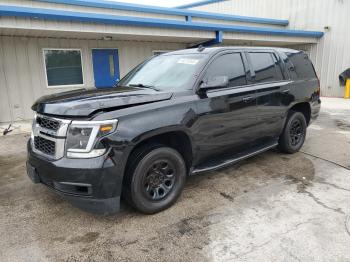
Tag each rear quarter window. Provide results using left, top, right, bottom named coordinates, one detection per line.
left=248, top=52, right=284, bottom=83
left=285, top=52, right=317, bottom=80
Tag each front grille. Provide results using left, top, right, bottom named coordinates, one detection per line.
left=32, top=115, right=71, bottom=159
left=34, top=136, right=56, bottom=156
left=37, top=116, right=60, bottom=131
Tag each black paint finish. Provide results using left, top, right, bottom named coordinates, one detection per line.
left=27, top=47, right=321, bottom=214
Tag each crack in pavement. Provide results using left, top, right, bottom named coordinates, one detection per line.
left=315, top=180, right=350, bottom=192
left=236, top=218, right=317, bottom=259
left=346, top=215, right=350, bottom=237
left=302, top=190, right=344, bottom=214
left=300, top=151, right=350, bottom=171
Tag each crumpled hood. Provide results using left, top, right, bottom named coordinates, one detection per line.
left=32, top=87, right=173, bottom=117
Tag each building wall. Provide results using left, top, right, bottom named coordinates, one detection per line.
left=0, top=0, right=285, bottom=30
left=191, top=0, right=349, bottom=97
left=0, top=36, right=185, bottom=122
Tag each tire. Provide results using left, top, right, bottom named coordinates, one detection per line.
left=123, top=144, right=186, bottom=214
left=278, top=110, right=307, bottom=154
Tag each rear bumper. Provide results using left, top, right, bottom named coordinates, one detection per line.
left=310, top=98, right=321, bottom=124
left=27, top=141, right=124, bottom=215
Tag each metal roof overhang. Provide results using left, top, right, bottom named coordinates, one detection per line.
left=0, top=5, right=324, bottom=39
left=175, top=0, right=228, bottom=9
left=35, top=0, right=289, bottom=26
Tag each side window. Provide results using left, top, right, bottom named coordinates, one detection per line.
left=204, top=53, right=247, bottom=87
left=249, top=52, right=283, bottom=83
left=272, top=53, right=284, bottom=80
left=286, top=52, right=317, bottom=80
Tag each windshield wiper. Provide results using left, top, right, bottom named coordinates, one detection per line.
left=128, top=83, right=160, bottom=91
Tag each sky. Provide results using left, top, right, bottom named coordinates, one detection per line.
left=107, top=0, right=196, bottom=8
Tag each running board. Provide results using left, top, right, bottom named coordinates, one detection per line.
left=191, top=142, right=278, bottom=175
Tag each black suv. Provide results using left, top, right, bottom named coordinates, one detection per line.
left=27, top=47, right=321, bottom=214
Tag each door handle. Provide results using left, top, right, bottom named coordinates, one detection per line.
left=242, top=96, right=254, bottom=102
left=282, top=89, right=290, bottom=94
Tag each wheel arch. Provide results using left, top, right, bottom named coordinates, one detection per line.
left=126, top=128, right=194, bottom=174
left=289, top=102, right=311, bottom=125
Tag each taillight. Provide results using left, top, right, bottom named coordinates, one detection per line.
left=316, top=76, right=321, bottom=97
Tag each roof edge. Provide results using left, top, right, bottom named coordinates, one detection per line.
left=175, top=0, right=228, bottom=9
left=0, top=5, right=323, bottom=38
left=35, top=0, right=289, bottom=26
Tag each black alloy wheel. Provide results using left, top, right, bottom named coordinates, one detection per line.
left=123, top=145, right=186, bottom=214
left=289, top=118, right=304, bottom=146
left=278, top=110, right=307, bottom=154
left=142, top=159, right=176, bottom=200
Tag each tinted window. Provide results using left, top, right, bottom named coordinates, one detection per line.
left=118, top=54, right=206, bottom=91
left=271, top=53, right=284, bottom=80
left=204, top=53, right=246, bottom=87
left=249, top=52, right=283, bottom=83
left=286, top=52, right=317, bottom=79
left=44, top=49, right=83, bottom=87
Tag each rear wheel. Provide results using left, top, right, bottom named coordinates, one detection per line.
left=278, top=110, right=307, bottom=154
left=124, top=145, right=186, bottom=214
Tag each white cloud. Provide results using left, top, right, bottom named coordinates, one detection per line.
left=106, top=0, right=196, bottom=8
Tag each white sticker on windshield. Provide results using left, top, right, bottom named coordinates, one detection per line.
left=177, top=58, right=199, bottom=65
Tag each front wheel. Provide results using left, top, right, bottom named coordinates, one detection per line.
left=278, top=110, right=307, bottom=154
left=124, top=145, right=186, bottom=214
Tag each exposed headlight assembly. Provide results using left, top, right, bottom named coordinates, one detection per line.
left=66, top=119, right=118, bottom=158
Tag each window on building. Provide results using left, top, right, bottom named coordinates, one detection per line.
left=43, top=49, right=84, bottom=87
left=286, top=52, right=317, bottom=79
left=249, top=52, right=283, bottom=83
left=204, top=53, right=247, bottom=87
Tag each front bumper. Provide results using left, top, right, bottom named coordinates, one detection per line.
left=27, top=141, right=124, bottom=215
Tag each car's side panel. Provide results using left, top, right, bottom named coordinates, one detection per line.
left=188, top=51, right=262, bottom=165
left=192, top=86, right=258, bottom=165
left=252, top=81, right=295, bottom=139
left=244, top=50, right=295, bottom=140
left=282, top=51, right=321, bottom=122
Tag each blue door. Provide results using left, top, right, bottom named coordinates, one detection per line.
left=92, top=49, right=120, bottom=88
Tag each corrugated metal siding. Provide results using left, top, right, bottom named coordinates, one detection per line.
left=0, top=16, right=215, bottom=42
left=192, top=0, right=349, bottom=97
left=191, top=17, right=283, bottom=29
left=0, top=36, right=185, bottom=122
left=0, top=0, right=287, bottom=29
left=0, top=0, right=185, bottom=21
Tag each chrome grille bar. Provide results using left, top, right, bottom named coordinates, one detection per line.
left=31, top=114, right=71, bottom=160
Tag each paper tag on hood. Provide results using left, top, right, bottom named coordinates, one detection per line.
left=177, top=58, right=199, bottom=65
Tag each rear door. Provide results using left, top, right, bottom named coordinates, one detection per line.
left=246, top=51, right=293, bottom=142
left=193, top=52, right=259, bottom=164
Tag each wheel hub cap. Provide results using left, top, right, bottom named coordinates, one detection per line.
left=143, top=160, right=176, bottom=200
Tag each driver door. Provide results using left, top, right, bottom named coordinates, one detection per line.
left=192, top=52, right=259, bottom=164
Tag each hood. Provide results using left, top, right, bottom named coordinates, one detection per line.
left=32, top=87, right=173, bottom=117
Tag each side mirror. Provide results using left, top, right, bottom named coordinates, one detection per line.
left=199, top=76, right=229, bottom=91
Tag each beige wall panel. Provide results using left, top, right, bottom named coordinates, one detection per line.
left=0, top=36, right=185, bottom=122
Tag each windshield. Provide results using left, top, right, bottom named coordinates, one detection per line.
left=118, top=54, right=207, bottom=91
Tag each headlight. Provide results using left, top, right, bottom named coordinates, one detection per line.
left=66, top=119, right=118, bottom=158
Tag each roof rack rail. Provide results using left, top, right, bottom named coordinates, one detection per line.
left=197, top=45, right=205, bottom=52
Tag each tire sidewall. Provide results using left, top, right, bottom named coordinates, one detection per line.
left=284, top=112, right=307, bottom=152
left=130, top=147, right=186, bottom=213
